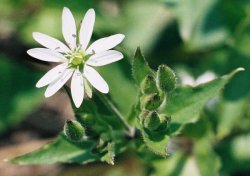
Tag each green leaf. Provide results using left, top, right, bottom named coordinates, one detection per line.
left=137, top=116, right=170, bottom=157
left=9, top=134, right=99, bottom=164
left=132, top=47, right=154, bottom=85
left=141, top=129, right=170, bottom=157
left=160, top=68, right=244, bottom=134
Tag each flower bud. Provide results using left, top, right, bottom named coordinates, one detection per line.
left=140, top=93, right=163, bottom=110
left=159, top=114, right=171, bottom=129
left=143, top=111, right=161, bottom=131
left=140, top=75, right=158, bottom=94
left=64, top=120, right=85, bottom=141
left=139, top=109, right=150, bottom=124
left=157, top=65, right=177, bottom=92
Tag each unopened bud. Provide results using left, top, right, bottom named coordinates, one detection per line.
left=157, top=65, right=177, bottom=92
left=157, top=114, right=171, bottom=130
left=141, top=93, right=163, bottom=110
left=139, top=110, right=150, bottom=124
left=64, top=120, right=85, bottom=141
left=143, top=111, right=161, bottom=131
left=140, top=75, right=158, bottom=94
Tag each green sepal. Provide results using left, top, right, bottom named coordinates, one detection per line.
left=156, top=65, right=177, bottom=93
left=157, top=114, right=171, bottom=131
left=140, top=74, right=159, bottom=94
left=84, top=79, right=92, bottom=98
left=142, top=111, right=161, bottom=131
left=64, top=120, right=85, bottom=141
left=140, top=93, right=163, bottom=110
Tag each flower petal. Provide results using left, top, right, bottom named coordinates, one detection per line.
left=27, top=48, right=67, bottom=62
left=33, top=32, right=71, bottom=53
left=79, top=9, right=95, bottom=51
left=86, top=50, right=123, bottom=67
left=84, top=65, right=109, bottom=93
left=45, top=69, right=74, bottom=97
left=86, top=34, right=125, bottom=54
left=196, top=71, right=216, bottom=85
left=71, top=69, right=84, bottom=108
left=36, top=63, right=68, bottom=88
left=62, top=7, right=77, bottom=50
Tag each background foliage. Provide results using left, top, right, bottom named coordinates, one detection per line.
left=0, top=0, right=250, bottom=176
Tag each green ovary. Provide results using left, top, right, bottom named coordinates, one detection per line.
left=68, top=50, right=89, bottom=68
left=71, top=57, right=83, bottom=66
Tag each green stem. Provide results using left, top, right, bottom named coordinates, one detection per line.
left=64, top=86, right=134, bottom=136
left=95, top=91, right=134, bottom=136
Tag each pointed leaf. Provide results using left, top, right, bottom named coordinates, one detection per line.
left=9, top=134, right=99, bottom=164
left=160, top=68, right=244, bottom=134
left=132, top=47, right=154, bottom=85
left=141, top=129, right=170, bottom=157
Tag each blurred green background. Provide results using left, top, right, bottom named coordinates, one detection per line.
left=0, top=0, right=250, bottom=175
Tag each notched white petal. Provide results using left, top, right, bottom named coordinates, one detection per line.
left=33, top=32, right=71, bottom=53
left=36, top=63, right=67, bottom=88
left=27, top=48, right=67, bottom=62
left=45, top=69, right=74, bottom=97
left=62, top=7, right=77, bottom=50
left=71, top=70, right=84, bottom=108
left=86, top=34, right=125, bottom=54
left=84, top=65, right=109, bottom=93
left=86, top=50, right=123, bottom=67
left=79, top=8, right=95, bottom=51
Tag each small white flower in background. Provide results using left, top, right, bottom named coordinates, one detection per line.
left=180, top=70, right=217, bottom=86
left=27, top=7, right=125, bottom=108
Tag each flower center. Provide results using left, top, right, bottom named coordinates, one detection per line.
left=65, top=49, right=90, bottom=69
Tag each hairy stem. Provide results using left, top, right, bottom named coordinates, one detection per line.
left=64, top=86, right=134, bottom=137
left=95, top=91, right=134, bottom=137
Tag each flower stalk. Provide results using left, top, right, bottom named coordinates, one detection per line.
left=95, top=91, right=134, bottom=137
left=64, top=86, right=134, bottom=137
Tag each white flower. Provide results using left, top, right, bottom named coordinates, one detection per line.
left=180, top=70, right=217, bottom=86
left=27, top=7, right=125, bottom=108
